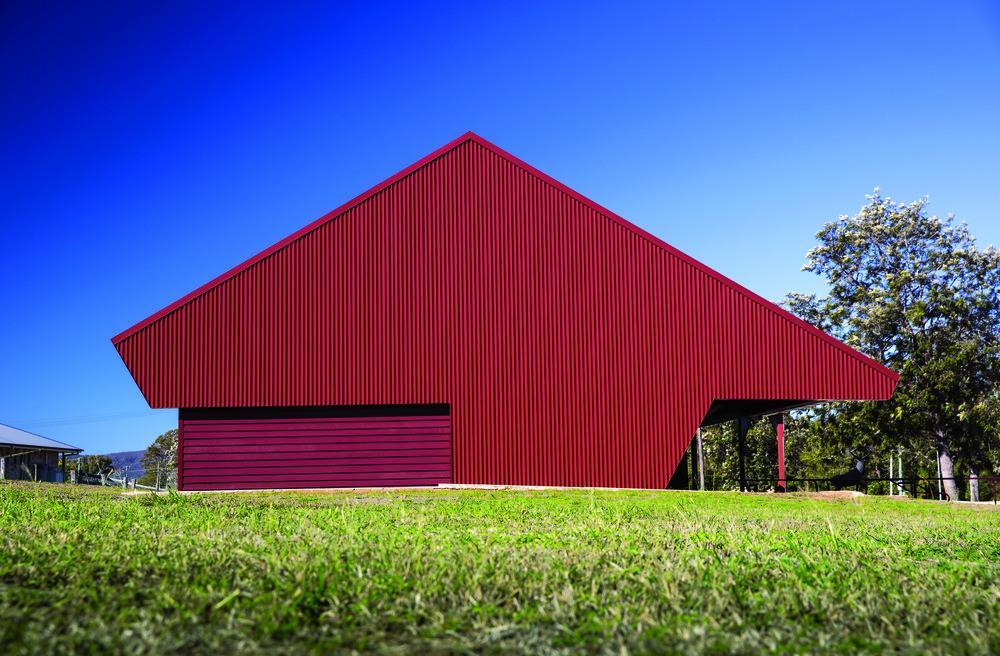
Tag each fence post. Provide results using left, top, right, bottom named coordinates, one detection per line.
left=888, top=455, right=893, bottom=495
left=696, top=429, right=705, bottom=491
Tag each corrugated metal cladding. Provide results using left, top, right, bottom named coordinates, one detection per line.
left=179, top=407, right=451, bottom=490
left=113, top=132, right=898, bottom=490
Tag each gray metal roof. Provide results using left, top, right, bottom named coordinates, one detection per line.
left=0, top=423, right=82, bottom=452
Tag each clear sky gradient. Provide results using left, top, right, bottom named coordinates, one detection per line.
left=3, top=1, right=999, bottom=454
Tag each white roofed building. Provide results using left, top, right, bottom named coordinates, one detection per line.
left=0, top=423, right=82, bottom=482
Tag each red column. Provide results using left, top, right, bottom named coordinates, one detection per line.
left=775, top=414, right=786, bottom=492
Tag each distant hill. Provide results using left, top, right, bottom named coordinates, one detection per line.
left=106, top=450, right=145, bottom=479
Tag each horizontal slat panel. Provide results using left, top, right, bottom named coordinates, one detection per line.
left=178, top=410, right=451, bottom=490
left=184, top=438, right=449, bottom=451
left=183, top=477, right=445, bottom=491
left=184, top=456, right=451, bottom=472
left=184, top=415, right=448, bottom=428
left=183, top=427, right=449, bottom=440
left=183, top=470, right=448, bottom=483
left=184, top=464, right=450, bottom=478
left=182, top=435, right=448, bottom=448
left=184, top=439, right=449, bottom=455
left=183, top=447, right=452, bottom=464
left=184, top=419, right=450, bottom=434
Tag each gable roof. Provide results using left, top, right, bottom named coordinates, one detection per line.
left=0, top=423, right=82, bottom=452
left=111, top=131, right=896, bottom=384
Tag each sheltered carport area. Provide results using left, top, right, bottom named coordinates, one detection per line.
left=0, top=423, right=82, bottom=482
left=698, top=400, right=827, bottom=492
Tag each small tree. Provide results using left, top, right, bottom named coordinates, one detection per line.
left=138, top=429, right=178, bottom=488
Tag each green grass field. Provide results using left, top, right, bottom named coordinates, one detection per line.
left=1, top=483, right=998, bottom=655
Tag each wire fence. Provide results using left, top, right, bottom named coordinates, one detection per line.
left=739, top=476, right=998, bottom=502
left=75, top=468, right=174, bottom=492
left=58, top=460, right=1000, bottom=502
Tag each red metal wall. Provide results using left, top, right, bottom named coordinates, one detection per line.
left=113, top=133, right=898, bottom=489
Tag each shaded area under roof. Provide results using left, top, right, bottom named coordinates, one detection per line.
left=699, top=399, right=827, bottom=426
left=0, top=423, right=82, bottom=452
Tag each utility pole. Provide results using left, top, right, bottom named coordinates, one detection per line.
left=156, top=464, right=161, bottom=492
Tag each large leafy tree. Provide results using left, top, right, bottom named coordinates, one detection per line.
left=786, top=191, right=1000, bottom=500
left=138, top=429, right=178, bottom=488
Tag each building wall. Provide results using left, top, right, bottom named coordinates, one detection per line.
left=0, top=447, right=63, bottom=482
left=114, top=135, right=896, bottom=489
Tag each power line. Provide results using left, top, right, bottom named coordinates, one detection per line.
left=11, top=410, right=175, bottom=429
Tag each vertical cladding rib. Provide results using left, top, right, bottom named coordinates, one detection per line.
left=113, top=134, right=898, bottom=489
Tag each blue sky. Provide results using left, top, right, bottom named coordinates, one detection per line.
left=2, top=1, right=999, bottom=454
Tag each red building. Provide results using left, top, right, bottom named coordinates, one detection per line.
left=112, top=132, right=897, bottom=491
